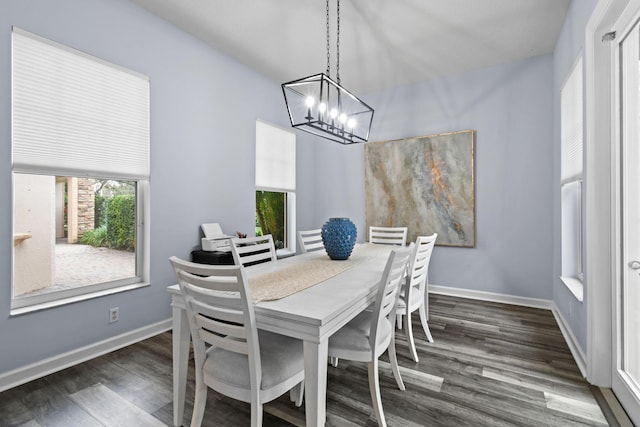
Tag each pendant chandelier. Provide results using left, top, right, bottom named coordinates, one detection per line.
left=281, top=0, right=374, bottom=145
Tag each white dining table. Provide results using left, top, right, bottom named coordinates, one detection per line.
left=166, top=243, right=392, bottom=427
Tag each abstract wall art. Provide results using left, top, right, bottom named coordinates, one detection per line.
left=364, top=130, right=475, bottom=247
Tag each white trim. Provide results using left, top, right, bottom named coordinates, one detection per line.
left=600, top=387, right=636, bottom=427
left=584, top=0, right=625, bottom=387
left=0, top=319, right=171, bottom=393
left=276, top=248, right=296, bottom=259
left=560, top=276, right=584, bottom=302
left=608, top=2, right=640, bottom=423
left=429, top=285, right=553, bottom=310
left=553, top=301, right=588, bottom=378
left=287, top=191, right=297, bottom=252
left=10, top=282, right=150, bottom=316
left=561, top=175, right=583, bottom=186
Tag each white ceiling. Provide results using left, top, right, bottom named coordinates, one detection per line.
left=131, top=0, right=571, bottom=94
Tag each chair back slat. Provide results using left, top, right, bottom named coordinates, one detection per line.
left=369, top=226, right=408, bottom=246
left=170, top=256, right=239, bottom=277
left=297, top=229, right=324, bottom=253
left=369, top=244, right=413, bottom=348
left=199, top=328, right=249, bottom=355
left=195, top=310, right=246, bottom=339
left=231, top=235, right=277, bottom=267
left=404, top=234, right=437, bottom=302
left=235, top=250, right=273, bottom=266
left=179, top=269, right=246, bottom=294
left=169, top=256, right=261, bottom=377
left=189, top=297, right=246, bottom=328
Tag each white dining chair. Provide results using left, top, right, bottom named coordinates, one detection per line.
left=330, top=227, right=407, bottom=370
left=169, top=256, right=305, bottom=427
left=369, top=226, right=408, bottom=246
left=297, top=228, right=324, bottom=253
left=395, top=234, right=437, bottom=362
left=327, top=244, right=413, bottom=427
left=231, top=234, right=277, bottom=267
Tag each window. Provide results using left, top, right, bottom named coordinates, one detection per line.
left=560, top=55, right=584, bottom=301
left=11, top=28, right=150, bottom=312
left=255, top=120, right=296, bottom=253
left=256, top=190, right=288, bottom=249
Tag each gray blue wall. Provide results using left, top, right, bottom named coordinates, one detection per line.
left=305, top=55, right=556, bottom=300
left=0, top=0, right=291, bottom=374
left=552, top=0, right=598, bottom=354
left=1, top=0, right=592, bottom=380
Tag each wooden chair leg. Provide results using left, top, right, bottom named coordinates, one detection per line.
left=368, top=359, right=387, bottom=427
left=396, top=313, right=403, bottom=329
left=330, top=356, right=339, bottom=367
left=418, top=303, right=434, bottom=343
left=190, top=382, right=208, bottom=427
left=404, top=311, right=419, bottom=362
left=388, top=331, right=405, bottom=391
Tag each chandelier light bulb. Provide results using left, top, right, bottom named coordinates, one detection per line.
left=339, top=113, right=347, bottom=123
left=318, top=102, right=327, bottom=113
left=330, top=108, right=338, bottom=119
left=347, top=118, right=356, bottom=129
left=305, top=96, right=315, bottom=108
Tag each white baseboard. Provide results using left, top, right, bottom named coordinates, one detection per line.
left=0, top=319, right=172, bottom=393
left=551, top=302, right=587, bottom=378
left=429, top=284, right=553, bottom=310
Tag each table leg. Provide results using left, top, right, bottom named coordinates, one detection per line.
left=304, top=339, right=329, bottom=427
left=172, top=304, right=190, bottom=427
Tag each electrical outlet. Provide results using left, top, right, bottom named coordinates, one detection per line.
left=109, top=307, right=119, bottom=323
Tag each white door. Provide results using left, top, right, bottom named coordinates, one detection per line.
left=616, top=6, right=640, bottom=424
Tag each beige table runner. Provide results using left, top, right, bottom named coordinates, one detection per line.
left=249, top=243, right=391, bottom=302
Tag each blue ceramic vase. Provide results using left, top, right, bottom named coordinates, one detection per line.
left=321, top=218, right=357, bottom=260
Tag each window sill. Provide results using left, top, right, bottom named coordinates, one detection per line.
left=276, top=249, right=296, bottom=259
left=560, top=276, right=584, bottom=303
left=10, top=282, right=150, bottom=317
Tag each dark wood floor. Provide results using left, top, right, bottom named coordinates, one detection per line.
left=0, top=295, right=616, bottom=426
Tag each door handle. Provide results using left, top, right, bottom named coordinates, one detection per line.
left=629, top=261, right=640, bottom=269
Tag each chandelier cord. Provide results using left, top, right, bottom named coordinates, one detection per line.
left=336, top=0, right=340, bottom=85
left=325, top=0, right=330, bottom=77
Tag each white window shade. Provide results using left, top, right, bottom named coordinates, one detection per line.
left=561, top=56, right=583, bottom=182
left=12, top=28, right=150, bottom=180
left=255, top=120, right=296, bottom=192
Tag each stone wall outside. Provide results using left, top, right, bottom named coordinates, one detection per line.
left=77, top=178, right=95, bottom=238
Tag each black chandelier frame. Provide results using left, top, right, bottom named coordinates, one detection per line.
left=282, top=0, right=374, bottom=145
left=282, top=73, right=374, bottom=145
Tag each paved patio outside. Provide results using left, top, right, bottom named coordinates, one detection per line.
left=25, top=240, right=136, bottom=295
